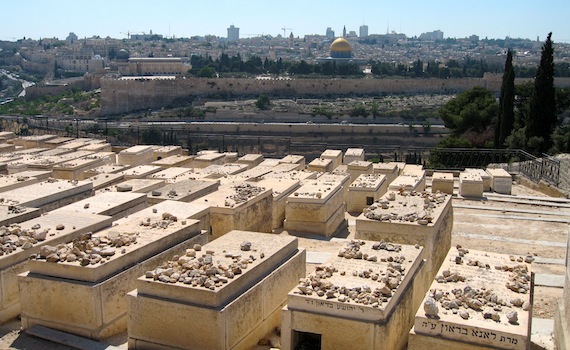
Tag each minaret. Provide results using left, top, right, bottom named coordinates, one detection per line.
left=343, top=25, right=346, bottom=38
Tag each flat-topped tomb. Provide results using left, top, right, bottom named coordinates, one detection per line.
left=152, top=145, right=183, bottom=160
left=280, top=154, right=306, bottom=168
left=52, top=191, right=147, bottom=221
left=320, top=149, right=343, bottom=170
left=192, top=152, right=226, bottom=168
left=282, top=239, right=424, bottom=350
left=117, top=145, right=154, bottom=166
left=128, top=230, right=305, bottom=350
left=117, top=165, right=162, bottom=179
left=432, top=172, right=454, bottom=194
left=409, top=247, right=533, bottom=350
left=347, top=174, right=387, bottom=213
left=0, top=179, right=93, bottom=211
left=237, top=153, right=264, bottom=169
left=347, top=160, right=373, bottom=183
left=343, top=148, right=365, bottom=164
left=150, top=154, right=194, bottom=168
left=147, top=179, right=219, bottom=205
left=307, top=158, right=333, bottom=173
left=486, top=168, right=512, bottom=195
left=20, top=214, right=204, bottom=339
left=460, top=172, right=484, bottom=198
left=465, top=168, right=492, bottom=192
left=148, top=166, right=193, bottom=182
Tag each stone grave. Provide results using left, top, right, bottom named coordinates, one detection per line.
left=115, top=200, right=211, bottom=235
left=99, top=178, right=165, bottom=195
left=117, top=145, right=154, bottom=166
left=198, top=163, right=249, bottom=180
left=281, top=239, right=424, bottom=350
left=409, top=247, right=533, bottom=350
left=150, top=154, right=194, bottom=168
left=320, top=149, right=343, bottom=170
left=432, top=172, right=455, bottom=195
left=83, top=164, right=131, bottom=178
left=318, top=173, right=351, bottom=204
left=19, top=215, right=205, bottom=339
left=78, top=142, right=113, bottom=153
left=147, top=179, right=219, bottom=205
left=127, top=230, right=305, bottom=350
left=388, top=174, right=425, bottom=193
left=84, top=173, right=124, bottom=191
left=43, top=137, right=73, bottom=149
left=0, top=204, right=41, bottom=227
left=147, top=167, right=193, bottom=182
left=38, top=148, right=74, bottom=157
left=460, top=172, right=484, bottom=198
left=347, top=174, right=387, bottom=213
left=191, top=183, right=273, bottom=239
left=0, top=173, right=41, bottom=193
left=0, top=210, right=113, bottom=322
left=465, top=168, right=492, bottom=192
left=117, top=165, right=162, bottom=180
left=554, top=229, right=570, bottom=350
left=151, top=145, right=183, bottom=161
left=0, top=132, right=16, bottom=143
left=0, top=179, right=93, bottom=212
left=284, top=178, right=346, bottom=237
left=280, top=154, right=305, bottom=168
left=347, top=160, right=373, bottom=183
left=251, top=178, right=300, bottom=231
left=51, top=157, right=107, bottom=180
left=16, top=135, right=58, bottom=149
left=0, top=144, right=15, bottom=154
left=343, top=148, right=365, bottom=164
left=355, top=190, right=453, bottom=309
left=52, top=191, right=148, bottom=221
left=263, top=169, right=318, bottom=183
left=486, top=168, right=512, bottom=195
left=193, top=152, right=226, bottom=168
left=14, top=170, right=53, bottom=181
left=237, top=154, right=264, bottom=169
left=307, top=158, right=334, bottom=173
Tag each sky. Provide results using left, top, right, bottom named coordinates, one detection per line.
left=1, top=0, right=569, bottom=43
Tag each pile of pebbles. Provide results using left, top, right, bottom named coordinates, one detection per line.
left=293, top=240, right=410, bottom=308
left=0, top=222, right=62, bottom=255
left=29, top=230, right=136, bottom=266
left=224, top=183, right=265, bottom=207
left=364, top=191, right=447, bottom=225
left=145, top=240, right=265, bottom=290
left=425, top=246, right=531, bottom=325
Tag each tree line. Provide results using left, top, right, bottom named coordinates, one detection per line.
left=437, top=33, right=570, bottom=156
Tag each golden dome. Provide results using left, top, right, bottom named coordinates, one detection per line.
left=330, top=37, right=352, bottom=53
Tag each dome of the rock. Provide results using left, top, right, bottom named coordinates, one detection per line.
left=330, top=38, right=352, bottom=59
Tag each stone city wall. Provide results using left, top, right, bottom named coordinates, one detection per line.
left=99, top=76, right=513, bottom=116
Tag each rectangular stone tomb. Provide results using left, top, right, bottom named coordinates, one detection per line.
left=192, top=183, right=273, bottom=239
left=343, top=148, right=365, bottom=164
left=152, top=145, right=183, bottom=161
left=192, top=153, right=226, bottom=168
left=284, top=179, right=346, bottom=237
left=52, top=192, right=148, bottom=221
left=307, top=158, right=333, bottom=173
left=465, top=168, right=492, bottom=192
left=281, top=239, right=424, bottom=350
left=432, top=172, right=454, bottom=195
left=355, top=191, right=453, bottom=309
left=486, top=168, right=512, bottom=195
left=116, top=200, right=210, bottom=234
left=117, top=165, right=162, bottom=179
left=347, top=174, right=387, bottom=213
left=0, top=179, right=93, bottom=211
left=147, top=179, right=219, bottom=205
left=347, top=160, right=373, bottom=183
left=389, top=174, right=425, bottom=193
left=0, top=204, right=41, bottom=227
left=19, top=217, right=205, bottom=339
left=280, top=154, right=305, bottom=168
left=198, top=164, right=249, bottom=179
left=148, top=167, right=193, bottom=182
left=103, top=178, right=165, bottom=194
left=43, top=137, right=73, bottom=149
left=237, top=154, right=264, bottom=169
left=320, top=149, right=343, bottom=170
left=460, top=172, right=484, bottom=198
left=253, top=178, right=300, bottom=230
left=128, top=230, right=305, bottom=350
left=117, top=145, right=154, bottom=166
left=78, top=142, right=113, bottom=153
left=51, top=157, right=107, bottom=180
left=86, top=173, right=124, bottom=191
left=409, top=248, right=532, bottom=350
left=0, top=210, right=113, bottom=322
left=0, top=173, right=40, bottom=193
left=150, top=155, right=194, bottom=168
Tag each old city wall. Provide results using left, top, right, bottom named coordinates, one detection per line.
left=100, top=76, right=570, bottom=116
left=100, top=76, right=503, bottom=116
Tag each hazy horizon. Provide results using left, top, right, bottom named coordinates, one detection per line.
left=1, top=0, right=569, bottom=43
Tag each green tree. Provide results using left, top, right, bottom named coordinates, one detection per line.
left=495, top=50, right=515, bottom=148
left=197, top=66, right=216, bottom=78
left=255, top=94, right=271, bottom=110
left=438, top=87, right=498, bottom=147
left=526, top=32, right=556, bottom=154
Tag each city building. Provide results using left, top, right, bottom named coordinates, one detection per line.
left=315, top=37, right=366, bottom=65
left=227, top=25, right=240, bottom=43
left=419, top=30, right=444, bottom=41
left=359, top=25, right=369, bottom=38
left=325, top=27, right=335, bottom=39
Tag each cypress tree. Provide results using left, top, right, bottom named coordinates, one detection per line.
left=495, top=50, right=515, bottom=148
left=526, top=32, right=556, bottom=154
